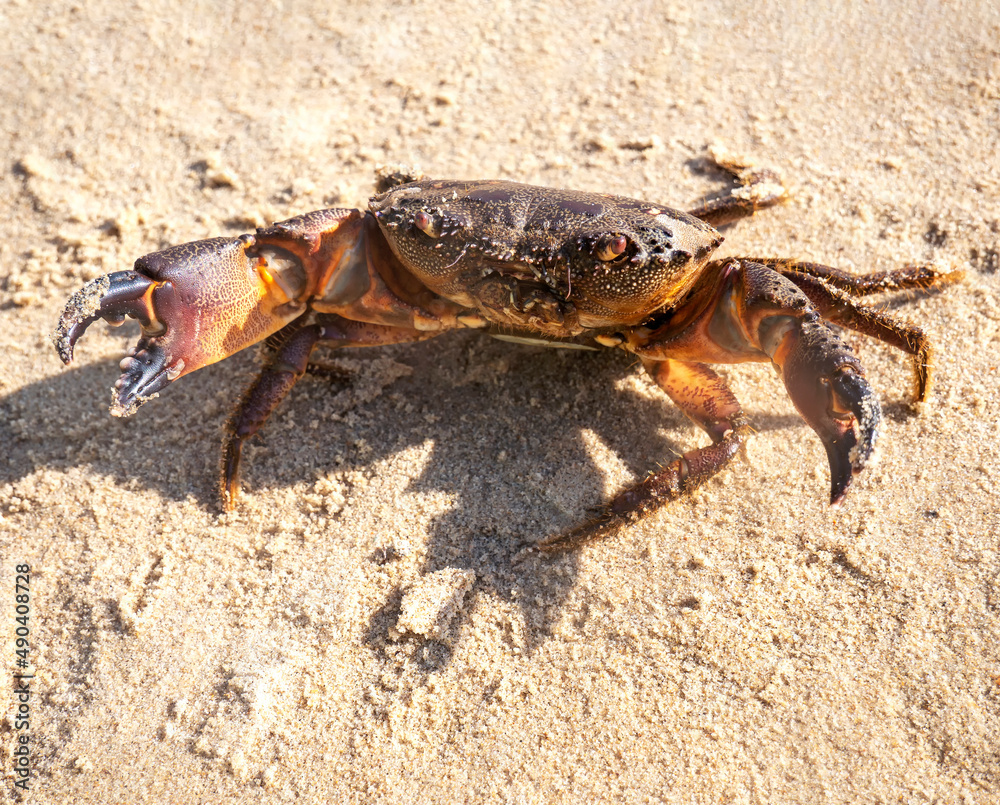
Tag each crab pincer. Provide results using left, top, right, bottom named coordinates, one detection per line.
left=55, top=235, right=312, bottom=416
left=54, top=268, right=174, bottom=415
left=774, top=321, right=881, bottom=503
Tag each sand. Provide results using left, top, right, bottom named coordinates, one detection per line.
left=1, top=1, right=999, bottom=802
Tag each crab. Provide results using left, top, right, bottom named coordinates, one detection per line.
left=54, top=158, right=961, bottom=549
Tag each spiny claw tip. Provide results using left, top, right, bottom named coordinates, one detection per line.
left=221, top=436, right=244, bottom=511
left=53, top=275, right=114, bottom=365
left=537, top=512, right=627, bottom=552
left=824, top=369, right=883, bottom=505
left=108, top=343, right=176, bottom=417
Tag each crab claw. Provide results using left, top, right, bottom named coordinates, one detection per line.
left=771, top=318, right=882, bottom=503
left=55, top=270, right=162, bottom=365
left=54, top=235, right=310, bottom=416
left=111, top=338, right=175, bottom=416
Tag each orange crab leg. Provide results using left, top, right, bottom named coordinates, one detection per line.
left=221, top=316, right=440, bottom=509
left=545, top=257, right=891, bottom=548
left=539, top=360, right=753, bottom=551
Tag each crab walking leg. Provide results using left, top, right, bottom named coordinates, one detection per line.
left=539, top=361, right=753, bottom=551
left=685, top=158, right=787, bottom=228
left=222, top=317, right=439, bottom=510
left=769, top=260, right=963, bottom=297
left=722, top=258, right=961, bottom=401
left=777, top=270, right=941, bottom=401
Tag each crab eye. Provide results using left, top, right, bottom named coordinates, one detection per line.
left=596, top=235, right=629, bottom=262
left=413, top=211, right=440, bottom=238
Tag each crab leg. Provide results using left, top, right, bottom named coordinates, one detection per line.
left=222, top=316, right=439, bottom=510
left=546, top=258, right=888, bottom=548
left=710, top=259, right=883, bottom=505
left=769, top=260, right=962, bottom=297
left=686, top=155, right=787, bottom=228
left=52, top=210, right=371, bottom=417
left=765, top=260, right=963, bottom=402
left=539, top=361, right=753, bottom=551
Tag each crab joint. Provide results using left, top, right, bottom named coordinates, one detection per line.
left=250, top=245, right=308, bottom=304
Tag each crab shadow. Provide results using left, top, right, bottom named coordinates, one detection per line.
left=0, top=348, right=241, bottom=504
left=1, top=330, right=814, bottom=668
left=232, top=332, right=816, bottom=665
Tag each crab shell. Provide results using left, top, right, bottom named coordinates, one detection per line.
left=369, top=179, right=723, bottom=329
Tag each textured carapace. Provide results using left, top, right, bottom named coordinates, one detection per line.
left=369, top=179, right=722, bottom=330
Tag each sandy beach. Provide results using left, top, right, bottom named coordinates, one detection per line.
left=2, top=1, right=999, bottom=802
